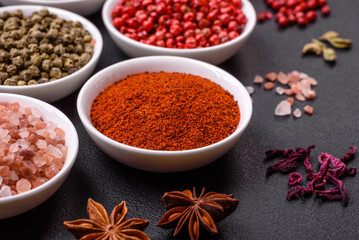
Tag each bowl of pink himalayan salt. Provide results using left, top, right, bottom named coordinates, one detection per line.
left=0, top=93, right=78, bottom=219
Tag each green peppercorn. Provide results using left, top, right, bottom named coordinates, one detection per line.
left=17, top=80, right=26, bottom=86
left=24, top=60, right=31, bottom=69
left=30, top=53, right=42, bottom=66
left=28, top=43, right=39, bottom=53
left=2, top=11, right=11, bottom=20
left=38, top=78, right=49, bottom=84
left=63, top=58, right=74, bottom=71
left=0, top=50, right=9, bottom=61
left=54, top=44, right=65, bottom=55
left=4, top=78, right=17, bottom=85
left=49, top=67, right=61, bottom=79
left=61, top=72, right=69, bottom=78
left=68, top=68, right=77, bottom=74
left=31, top=14, right=42, bottom=24
left=0, top=72, right=9, bottom=82
left=38, top=8, right=49, bottom=17
left=20, top=70, right=32, bottom=81
left=6, top=64, right=17, bottom=75
left=12, top=55, right=24, bottom=68
left=12, top=10, right=23, bottom=19
left=27, top=80, right=38, bottom=85
left=0, top=19, right=4, bottom=29
left=52, top=57, right=62, bottom=68
left=41, top=72, right=49, bottom=78
left=41, top=59, right=51, bottom=72
left=28, top=65, right=40, bottom=77
left=0, top=63, right=7, bottom=72
left=83, top=34, right=92, bottom=43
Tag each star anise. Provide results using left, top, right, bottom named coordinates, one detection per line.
left=64, top=198, right=150, bottom=240
left=157, top=187, right=239, bottom=240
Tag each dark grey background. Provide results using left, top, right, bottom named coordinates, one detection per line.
left=1, top=0, right=358, bottom=239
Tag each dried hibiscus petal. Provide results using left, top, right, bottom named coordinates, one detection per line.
left=288, top=172, right=303, bottom=186
left=266, top=145, right=315, bottom=174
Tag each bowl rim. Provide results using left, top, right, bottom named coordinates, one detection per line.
left=77, top=55, right=252, bottom=155
left=102, top=0, right=257, bottom=53
left=0, top=5, right=103, bottom=90
left=0, top=93, right=79, bottom=203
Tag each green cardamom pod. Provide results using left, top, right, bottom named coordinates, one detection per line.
left=328, top=37, right=352, bottom=48
left=323, top=47, right=336, bottom=62
left=320, top=31, right=339, bottom=41
left=302, top=42, right=322, bottom=55
left=312, top=39, right=326, bottom=49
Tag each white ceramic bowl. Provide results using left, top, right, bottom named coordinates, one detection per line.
left=0, top=93, right=78, bottom=219
left=77, top=56, right=252, bottom=172
left=102, top=0, right=256, bottom=65
left=0, top=0, right=105, bottom=16
left=0, top=5, right=103, bottom=102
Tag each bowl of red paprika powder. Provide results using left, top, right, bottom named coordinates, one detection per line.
left=102, top=0, right=256, bottom=65
left=77, top=56, right=252, bottom=172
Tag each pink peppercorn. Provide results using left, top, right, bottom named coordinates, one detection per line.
left=321, top=5, right=331, bottom=15
left=111, top=0, right=247, bottom=49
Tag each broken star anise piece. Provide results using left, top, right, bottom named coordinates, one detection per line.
left=64, top=198, right=150, bottom=240
left=157, top=187, right=238, bottom=240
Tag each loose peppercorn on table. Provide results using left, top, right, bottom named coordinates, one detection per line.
left=1, top=0, right=359, bottom=239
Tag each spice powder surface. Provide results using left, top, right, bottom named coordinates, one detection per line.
left=90, top=72, right=240, bottom=151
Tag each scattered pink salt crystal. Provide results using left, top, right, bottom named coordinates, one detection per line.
left=16, top=178, right=31, bottom=194
left=306, top=90, right=316, bottom=100
left=253, top=75, right=264, bottom=84
left=2, top=134, right=10, bottom=143
left=264, top=82, right=275, bottom=90
left=291, top=82, right=303, bottom=94
left=0, top=185, right=12, bottom=198
left=266, top=72, right=277, bottom=81
left=284, top=89, right=294, bottom=95
left=304, top=105, right=314, bottom=115
left=275, top=100, right=292, bottom=116
left=285, top=97, right=294, bottom=106
left=293, top=108, right=302, bottom=118
left=0, top=128, right=9, bottom=138
left=35, top=139, right=47, bottom=150
left=299, top=72, right=309, bottom=79
left=245, top=86, right=254, bottom=95
left=288, top=71, right=300, bottom=83
left=277, top=72, right=289, bottom=84
left=304, top=77, right=318, bottom=86
left=295, top=94, right=306, bottom=101
left=275, top=86, right=285, bottom=95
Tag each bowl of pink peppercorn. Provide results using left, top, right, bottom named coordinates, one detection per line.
left=102, top=0, right=256, bottom=65
left=0, top=93, right=78, bottom=219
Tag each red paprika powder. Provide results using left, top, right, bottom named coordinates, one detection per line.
left=90, top=72, right=240, bottom=151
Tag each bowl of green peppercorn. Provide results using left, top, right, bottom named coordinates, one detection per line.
left=0, top=5, right=103, bottom=102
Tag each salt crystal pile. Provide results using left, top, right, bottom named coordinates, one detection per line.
left=253, top=71, right=316, bottom=118
left=0, top=102, right=67, bottom=198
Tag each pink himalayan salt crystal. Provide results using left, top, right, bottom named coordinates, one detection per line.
left=45, top=145, right=63, bottom=158
left=304, top=105, right=314, bottom=115
left=288, top=71, right=300, bottom=83
left=253, top=75, right=264, bottom=84
left=275, top=100, right=292, bottom=116
left=16, top=178, right=31, bottom=194
left=293, top=108, right=302, bottom=118
left=0, top=176, right=2, bottom=185
left=264, top=82, right=275, bottom=90
left=305, top=77, right=318, bottom=86
left=19, top=130, right=29, bottom=138
left=295, top=94, right=306, bottom=101
left=0, top=101, right=66, bottom=198
left=7, top=170, right=19, bottom=181
left=276, top=86, right=285, bottom=95
left=277, top=72, right=289, bottom=84
left=299, top=72, right=309, bottom=79
left=55, top=128, right=65, bottom=137
left=245, top=86, right=254, bottom=95
left=0, top=166, right=9, bottom=177
left=266, top=72, right=277, bottom=81
left=285, top=97, right=294, bottom=106
left=0, top=185, right=12, bottom=198
left=35, top=139, right=47, bottom=150
left=9, top=143, right=19, bottom=153
left=32, top=178, right=47, bottom=188
left=45, top=163, right=59, bottom=179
